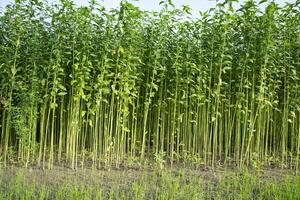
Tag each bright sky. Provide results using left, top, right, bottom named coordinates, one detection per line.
left=0, top=0, right=295, bottom=16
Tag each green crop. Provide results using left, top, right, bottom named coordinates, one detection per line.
left=0, top=0, right=299, bottom=170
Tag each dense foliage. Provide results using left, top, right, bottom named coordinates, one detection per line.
left=0, top=0, right=299, bottom=170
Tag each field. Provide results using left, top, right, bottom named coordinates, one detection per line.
left=0, top=166, right=300, bottom=199
left=0, top=0, right=300, bottom=199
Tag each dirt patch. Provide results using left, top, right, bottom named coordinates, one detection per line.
left=0, top=165, right=295, bottom=187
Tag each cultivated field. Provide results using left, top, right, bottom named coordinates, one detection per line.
left=0, top=0, right=300, bottom=199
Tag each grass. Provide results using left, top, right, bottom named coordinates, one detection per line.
left=0, top=166, right=299, bottom=200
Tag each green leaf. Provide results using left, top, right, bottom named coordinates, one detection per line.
left=259, top=0, right=268, bottom=4
left=58, top=92, right=67, bottom=96
left=11, top=67, right=16, bottom=76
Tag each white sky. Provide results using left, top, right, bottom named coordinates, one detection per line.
left=0, top=0, right=296, bottom=16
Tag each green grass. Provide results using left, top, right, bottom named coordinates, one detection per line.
left=0, top=167, right=299, bottom=200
